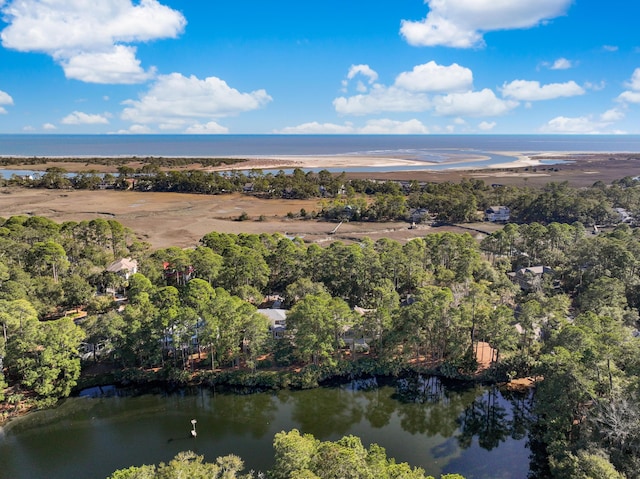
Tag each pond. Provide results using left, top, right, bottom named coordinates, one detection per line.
left=0, top=377, right=532, bottom=479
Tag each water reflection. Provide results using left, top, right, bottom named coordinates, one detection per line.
left=0, top=377, right=531, bottom=479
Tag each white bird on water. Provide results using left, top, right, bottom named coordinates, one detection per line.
left=190, top=419, right=197, bottom=438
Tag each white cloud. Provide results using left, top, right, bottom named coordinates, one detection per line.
left=394, top=61, right=472, bottom=93
left=347, top=65, right=378, bottom=84
left=276, top=119, right=429, bottom=134
left=0, top=89, right=13, bottom=105
left=336, top=61, right=477, bottom=115
left=617, top=68, right=640, bottom=104
left=0, top=89, right=13, bottom=113
left=334, top=85, right=431, bottom=115
left=114, top=124, right=154, bottom=134
left=501, top=80, right=585, bottom=101
left=61, top=111, right=110, bottom=125
left=121, top=73, right=272, bottom=126
left=550, top=58, right=573, bottom=70
left=433, top=89, right=518, bottom=117
left=618, top=91, right=640, bottom=104
left=400, top=0, right=572, bottom=48
left=277, top=122, right=356, bottom=134
left=603, top=45, right=619, bottom=52
left=335, top=62, right=515, bottom=119
left=540, top=116, right=610, bottom=134
left=185, top=121, right=230, bottom=134
left=625, top=68, right=640, bottom=91
left=584, top=81, right=606, bottom=91
left=600, top=108, right=625, bottom=122
left=0, top=0, right=186, bottom=84
left=359, top=119, right=429, bottom=134
left=42, top=122, right=57, bottom=130
left=478, top=121, right=496, bottom=131
left=60, top=45, right=156, bottom=84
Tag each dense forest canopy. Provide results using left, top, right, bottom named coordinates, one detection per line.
left=1, top=173, right=640, bottom=478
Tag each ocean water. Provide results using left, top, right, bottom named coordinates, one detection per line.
left=2, top=134, right=640, bottom=157
left=1, top=134, right=639, bottom=173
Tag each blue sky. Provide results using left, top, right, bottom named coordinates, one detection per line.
left=1, top=0, right=640, bottom=134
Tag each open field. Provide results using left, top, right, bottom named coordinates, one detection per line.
left=0, top=188, right=501, bottom=249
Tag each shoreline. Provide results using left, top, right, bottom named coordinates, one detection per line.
left=1, top=151, right=639, bottom=189
left=0, top=151, right=569, bottom=172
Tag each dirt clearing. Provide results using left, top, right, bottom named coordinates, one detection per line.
left=0, top=188, right=500, bottom=249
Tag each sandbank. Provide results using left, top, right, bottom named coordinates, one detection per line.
left=205, top=154, right=436, bottom=171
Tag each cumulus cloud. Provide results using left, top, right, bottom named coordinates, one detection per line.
left=347, top=65, right=378, bottom=84
left=540, top=115, right=610, bottom=134
left=394, top=61, right=472, bottom=92
left=334, top=85, right=431, bottom=115
left=276, top=119, right=429, bottom=134
left=0, top=90, right=13, bottom=105
left=121, top=73, right=272, bottom=127
left=0, top=0, right=186, bottom=83
left=501, top=80, right=585, bottom=101
left=113, top=124, right=154, bottom=134
left=277, top=122, right=356, bottom=134
left=359, top=119, right=429, bottom=134
left=617, top=68, right=640, bottom=104
left=336, top=61, right=477, bottom=116
left=433, top=89, right=518, bottom=117
left=478, top=121, right=496, bottom=131
left=0, top=89, right=13, bottom=114
left=618, top=91, right=640, bottom=104
left=42, top=123, right=57, bottom=130
left=600, top=108, right=625, bottom=122
left=61, top=45, right=156, bottom=84
left=61, top=111, right=109, bottom=125
left=625, top=68, right=640, bottom=91
left=584, top=81, right=606, bottom=91
left=336, top=62, right=516, bottom=119
left=550, top=58, right=573, bottom=70
left=185, top=121, right=230, bottom=134
left=400, top=0, right=572, bottom=48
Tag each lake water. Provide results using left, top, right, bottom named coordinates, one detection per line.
left=0, top=377, right=532, bottom=479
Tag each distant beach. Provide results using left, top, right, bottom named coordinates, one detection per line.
left=1, top=134, right=639, bottom=188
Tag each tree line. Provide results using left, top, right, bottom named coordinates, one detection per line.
left=5, top=165, right=640, bottom=225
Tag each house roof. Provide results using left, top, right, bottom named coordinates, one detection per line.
left=257, top=308, right=288, bottom=329
left=106, top=258, right=138, bottom=273
left=516, top=265, right=550, bottom=275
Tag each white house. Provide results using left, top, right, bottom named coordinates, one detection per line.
left=258, top=308, right=288, bottom=339
left=106, top=257, right=138, bottom=280
left=484, top=206, right=510, bottom=222
left=613, top=207, right=633, bottom=224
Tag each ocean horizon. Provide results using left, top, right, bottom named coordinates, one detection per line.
left=2, top=134, right=640, bottom=159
